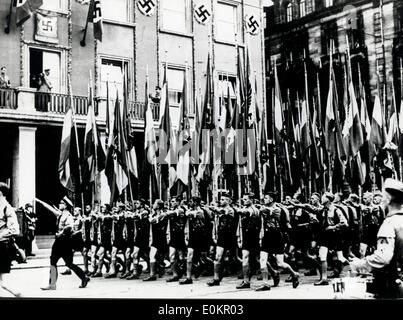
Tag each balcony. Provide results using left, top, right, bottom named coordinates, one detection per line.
left=0, top=87, right=160, bottom=129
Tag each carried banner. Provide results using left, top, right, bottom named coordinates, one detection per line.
left=35, top=12, right=58, bottom=44
left=245, top=14, right=260, bottom=35
left=137, top=0, right=156, bottom=16
left=194, top=3, right=211, bottom=25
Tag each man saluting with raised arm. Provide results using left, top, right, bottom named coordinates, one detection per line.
left=35, top=196, right=90, bottom=290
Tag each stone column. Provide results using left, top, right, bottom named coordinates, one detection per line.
left=12, top=126, right=37, bottom=208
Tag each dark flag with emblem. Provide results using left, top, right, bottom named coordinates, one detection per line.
left=197, top=53, right=214, bottom=184
left=105, top=91, right=128, bottom=204
left=86, top=0, right=103, bottom=41
left=14, top=0, right=43, bottom=27
left=144, top=70, right=159, bottom=200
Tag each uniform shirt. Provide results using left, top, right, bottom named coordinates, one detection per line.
left=0, top=198, right=19, bottom=240
left=260, top=204, right=281, bottom=230
left=238, top=205, right=260, bottom=232
left=73, top=216, right=83, bottom=232
left=56, top=210, right=74, bottom=236
left=351, top=211, right=403, bottom=272
left=321, top=205, right=348, bottom=229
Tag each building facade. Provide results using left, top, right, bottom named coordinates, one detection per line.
left=264, top=0, right=403, bottom=111
left=0, top=0, right=266, bottom=234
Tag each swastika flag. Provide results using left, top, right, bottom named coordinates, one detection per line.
left=87, top=0, right=103, bottom=41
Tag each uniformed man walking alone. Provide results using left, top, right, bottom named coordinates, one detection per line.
left=35, top=197, right=90, bottom=290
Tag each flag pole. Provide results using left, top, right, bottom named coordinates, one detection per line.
left=234, top=32, right=242, bottom=200
left=399, top=58, right=403, bottom=181
left=255, top=70, right=264, bottom=201
left=328, top=40, right=334, bottom=192
left=69, top=76, right=85, bottom=212
left=316, top=64, right=326, bottom=193
left=146, top=65, right=153, bottom=207
left=303, top=49, right=312, bottom=197
left=4, top=0, right=13, bottom=34
left=89, top=70, right=97, bottom=207
left=122, top=68, right=135, bottom=207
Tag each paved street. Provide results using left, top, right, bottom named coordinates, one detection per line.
left=1, top=255, right=372, bottom=299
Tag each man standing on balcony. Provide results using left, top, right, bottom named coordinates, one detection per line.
left=38, top=68, right=53, bottom=111
left=0, top=66, right=11, bottom=109
left=0, top=67, right=11, bottom=89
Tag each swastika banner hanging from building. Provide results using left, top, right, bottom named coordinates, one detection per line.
left=244, top=14, right=260, bottom=35
left=137, top=0, right=156, bottom=16
left=35, top=12, right=58, bottom=44
left=194, top=3, right=211, bottom=25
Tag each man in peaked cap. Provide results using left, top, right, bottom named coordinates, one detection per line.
left=35, top=196, right=90, bottom=290
left=350, top=178, right=403, bottom=298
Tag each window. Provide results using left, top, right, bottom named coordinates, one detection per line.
left=167, top=68, right=184, bottom=108
left=161, top=0, right=187, bottom=33
left=325, top=0, right=334, bottom=8
left=286, top=3, right=293, bottom=22
left=299, top=0, right=306, bottom=17
left=40, top=0, right=66, bottom=12
left=100, top=59, right=129, bottom=100
left=164, top=68, right=185, bottom=127
left=102, top=0, right=129, bottom=22
left=217, top=74, right=236, bottom=123
left=216, top=2, right=237, bottom=42
left=218, top=75, right=236, bottom=99
left=29, top=48, right=61, bottom=93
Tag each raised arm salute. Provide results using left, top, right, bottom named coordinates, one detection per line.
left=37, top=196, right=90, bottom=291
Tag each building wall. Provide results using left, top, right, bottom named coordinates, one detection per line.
left=0, top=0, right=266, bottom=222
left=0, top=0, right=265, bottom=118
left=265, top=0, right=402, bottom=107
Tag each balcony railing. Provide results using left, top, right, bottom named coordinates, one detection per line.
left=0, top=88, right=18, bottom=109
left=95, top=98, right=160, bottom=121
left=35, top=92, right=90, bottom=115
left=0, top=88, right=160, bottom=122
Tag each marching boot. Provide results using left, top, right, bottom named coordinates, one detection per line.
left=267, top=267, right=280, bottom=287
left=127, top=264, right=140, bottom=280
left=143, top=262, right=157, bottom=281
left=120, top=260, right=132, bottom=279
left=236, top=265, right=251, bottom=289
left=328, top=260, right=342, bottom=279
left=207, top=262, right=221, bottom=286
left=166, top=260, right=180, bottom=282
left=314, top=262, right=329, bottom=286
left=41, top=266, right=58, bottom=290
left=185, top=261, right=193, bottom=280
left=255, top=268, right=271, bottom=291
left=105, top=259, right=117, bottom=278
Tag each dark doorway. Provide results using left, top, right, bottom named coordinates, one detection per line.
left=35, top=124, right=86, bottom=235
left=29, top=48, right=43, bottom=90
left=0, top=123, right=16, bottom=204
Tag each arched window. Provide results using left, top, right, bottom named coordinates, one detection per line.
left=299, top=0, right=306, bottom=17
left=287, top=3, right=293, bottom=22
